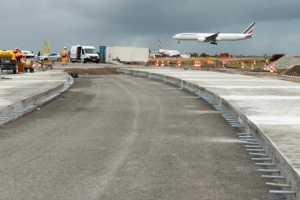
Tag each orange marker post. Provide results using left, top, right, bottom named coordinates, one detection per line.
left=177, top=60, right=181, bottom=68
left=155, top=60, right=159, bottom=67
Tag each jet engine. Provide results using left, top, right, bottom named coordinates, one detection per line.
left=197, top=37, right=206, bottom=42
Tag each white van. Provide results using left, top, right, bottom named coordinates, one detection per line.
left=21, top=50, right=35, bottom=59
left=70, top=45, right=99, bottom=63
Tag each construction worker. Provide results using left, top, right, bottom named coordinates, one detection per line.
left=14, top=48, right=22, bottom=63
left=61, top=47, right=67, bottom=65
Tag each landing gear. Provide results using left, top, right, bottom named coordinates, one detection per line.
left=210, top=41, right=218, bottom=45
left=177, top=40, right=180, bottom=44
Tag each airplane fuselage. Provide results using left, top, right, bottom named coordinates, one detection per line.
left=173, top=33, right=254, bottom=42
left=172, top=22, right=255, bottom=44
left=158, top=39, right=180, bottom=57
left=158, top=49, right=180, bottom=57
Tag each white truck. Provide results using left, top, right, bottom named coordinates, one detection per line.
left=70, top=45, right=99, bottom=63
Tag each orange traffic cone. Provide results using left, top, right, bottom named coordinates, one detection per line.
left=156, top=60, right=159, bottom=67
left=38, top=62, right=43, bottom=70
left=177, top=60, right=181, bottom=68
left=194, top=60, right=201, bottom=69
left=161, top=60, right=165, bottom=67
left=222, top=62, right=225, bottom=68
left=32, top=61, right=36, bottom=69
left=270, top=64, right=274, bottom=75
left=241, top=62, right=244, bottom=70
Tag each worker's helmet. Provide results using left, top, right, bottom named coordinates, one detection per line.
left=64, top=47, right=67, bottom=49
left=15, top=47, right=18, bottom=49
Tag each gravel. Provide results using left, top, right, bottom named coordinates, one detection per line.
left=273, top=55, right=300, bottom=69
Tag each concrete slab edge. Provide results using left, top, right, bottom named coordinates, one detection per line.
left=212, top=93, right=299, bottom=200
left=0, top=74, right=73, bottom=126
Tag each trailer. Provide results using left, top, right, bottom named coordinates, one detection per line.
left=35, top=59, right=54, bottom=70
left=100, top=46, right=149, bottom=64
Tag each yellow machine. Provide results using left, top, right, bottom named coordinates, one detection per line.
left=21, top=51, right=35, bottom=72
left=44, top=40, right=52, bottom=54
left=21, top=59, right=34, bottom=72
left=0, top=50, right=17, bottom=74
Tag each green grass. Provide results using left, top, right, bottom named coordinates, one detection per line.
left=226, top=61, right=266, bottom=69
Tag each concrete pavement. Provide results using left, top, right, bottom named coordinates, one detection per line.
left=120, top=68, right=300, bottom=199
left=0, top=70, right=72, bottom=125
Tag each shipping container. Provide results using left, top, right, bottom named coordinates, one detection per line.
left=99, top=46, right=106, bottom=63
left=100, top=46, right=149, bottom=64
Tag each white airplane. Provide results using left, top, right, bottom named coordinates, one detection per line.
left=158, top=40, right=180, bottom=57
left=173, top=22, right=255, bottom=45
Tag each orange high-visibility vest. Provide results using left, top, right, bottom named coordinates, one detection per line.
left=15, top=50, right=22, bottom=59
left=62, top=50, right=67, bottom=57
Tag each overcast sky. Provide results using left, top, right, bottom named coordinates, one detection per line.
left=2, top=0, right=300, bottom=56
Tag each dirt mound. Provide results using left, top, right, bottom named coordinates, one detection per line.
left=269, top=54, right=285, bottom=62
left=63, top=68, right=120, bottom=75
left=283, top=65, right=300, bottom=76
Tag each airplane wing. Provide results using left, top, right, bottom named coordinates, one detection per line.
left=204, top=32, right=220, bottom=42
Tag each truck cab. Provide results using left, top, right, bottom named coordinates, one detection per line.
left=70, top=45, right=99, bottom=63
left=0, top=50, right=17, bottom=74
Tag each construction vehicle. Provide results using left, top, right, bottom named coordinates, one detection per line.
left=0, top=50, right=17, bottom=74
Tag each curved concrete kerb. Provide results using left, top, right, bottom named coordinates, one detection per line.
left=0, top=70, right=73, bottom=126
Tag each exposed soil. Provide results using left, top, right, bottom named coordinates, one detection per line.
left=63, top=67, right=120, bottom=76
left=283, top=65, right=300, bottom=76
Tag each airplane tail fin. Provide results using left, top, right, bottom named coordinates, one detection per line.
left=158, top=40, right=163, bottom=50
left=242, top=22, right=255, bottom=34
